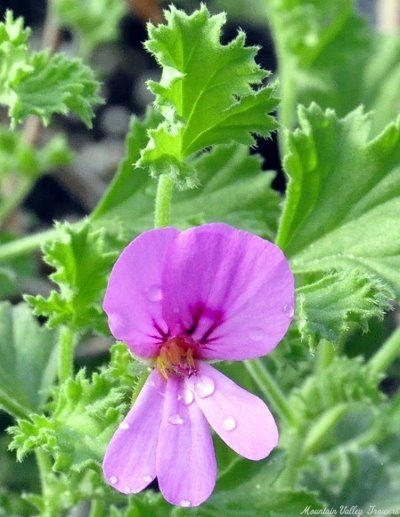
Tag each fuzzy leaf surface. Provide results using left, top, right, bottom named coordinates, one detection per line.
left=0, top=12, right=102, bottom=127
left=0, top=302, right=58, bottom=417
left=139, top=5, right=277, bottom=184
left=26, top=222, right=117, bottom=333
left=277, top=104, right=400, bottom=297
left=297, top=270, right=394, bottom=349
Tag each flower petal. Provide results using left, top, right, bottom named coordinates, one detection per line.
left=103, top=370, right=166, bottom=494
left=161, top=223, right=294, bottom=360
left=103, top=227, right=179, bottom=358
left=189, top=362, right=278, bottom=460
left=156, top=375, right=217, bottom=507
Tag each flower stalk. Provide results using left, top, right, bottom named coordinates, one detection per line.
left=245, top=359, right=296, bottom=426
left=58, top=326, right=77, bottom=383
left=368, top=325, right=400, bottom=377
left=154, top=174, right=174, bottom=228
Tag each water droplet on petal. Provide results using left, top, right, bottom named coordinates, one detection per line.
left=143, top=475, right=153, bottom=484
left=119, top=422, right=130, bottom=430
left=194, top=376, right=215, bottom=398
left=147, top=284, right=163, bottom=302
left=124, top=486, right=132, bottom=493
left=223, top=416, right=237, bottom=431
left=249, top=327, right=264, bottom=341
left=180, top=500, right=191, bottom=507
left=168, top=414, right=184, bottom=425
left=109, top=476, right=118, bottom=485
left=179, top=388, right=194, bottom=405
left=283, top=303, right=294, bottom=318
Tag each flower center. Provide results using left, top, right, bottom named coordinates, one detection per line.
left=156, top=336, right=197, bottom=379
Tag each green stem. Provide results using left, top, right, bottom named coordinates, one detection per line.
left=89, top=499, right=105, bottom=517
left=154, top=174, right=173, bottom=228
left=0, top=226, right=60, bottom=262
left=0, top=176, right=36, bottom=228
left=244, top=359, right=296, bottom=425
left=368, top=325, right=400, bottom=377
left=58, top=326, right=77, bottom=383
left=35, top=449, right=53, bottom=497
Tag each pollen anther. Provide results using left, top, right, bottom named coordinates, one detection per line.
left=156, top=337, right=197, bottom=378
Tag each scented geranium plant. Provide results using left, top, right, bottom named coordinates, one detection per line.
left=0, top=1, right=399, bottom=516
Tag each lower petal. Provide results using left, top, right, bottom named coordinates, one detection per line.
left=156, top=376, right=217, bottom=507
left=189, top=362, right=279, bottom=460
left=103, top=370, right=166, bottom=494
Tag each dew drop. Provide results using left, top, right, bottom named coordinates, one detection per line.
left=147, top=284, right=163, bottom=302
left=119, top=421, right=130, bottom=430
left=283, top=303, right=294, bottom=318
left=180, top=500, right=191, bottom=507
left=194, top=376, right=215, bottom=398
left=222, top=416, right=237, bottom=431
left=124, top=486, right=132, bottom=493
left=168, top=414, right=184, bottom=425
left=179, top=388, right=194, bottom=405
left=249, top=327, right=264, bottom=341
left=109, top=476, right=118, bottom=485
left=143, top=475, right=153, bottom=484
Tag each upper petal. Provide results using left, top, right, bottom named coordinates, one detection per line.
left=161, top=223, right=294, bottom=360
left=156, top=375, right=217, bottom=507
left=103, top=227, right=179, bottom=358
left=188, top=362, right=278, bottom=460
left=102, top=369, right=166, bottom=494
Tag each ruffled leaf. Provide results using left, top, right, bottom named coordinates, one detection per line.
left=138, top=5, right=278, bottom=186
left=0, top=11, right=102, bottom=128
left=8, top=343, right=137, bottom=471
left=278, top=105, right=400, bottom=299
left=297, top=270, right=394, bottom=349
left=25, top=222, right=117, bottom=333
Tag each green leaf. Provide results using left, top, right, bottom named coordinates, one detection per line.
left=297, top=269, right=394, bottom=349
left=0, top=11, right=102, bottom=128
left=0, top=302, right=58, bottom=417
left=93, top=112, right=281, bottom=240
left=53, top=0, right=127, bottom=57
left=8, top=343, right=138, bottom=471
left=9, top=50, right=102, bottom=127
left=277, top=104, right=400, bottom=297
left=139, top=5, right=278, bottom=186
left=25, top=222, right=117, bottom=333
left=266, top=0, right=400, bottom=135
left=192, top=452, right=325, bottom=516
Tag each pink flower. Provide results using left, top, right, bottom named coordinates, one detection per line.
left=102, top=223, right=294, bottom=507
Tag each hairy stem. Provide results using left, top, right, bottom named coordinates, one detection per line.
left=35, top=449, right=53, bottom=497
left=58, top=326, right=77, bottom=383
left=154, top=174, right=174, bottom=228
left=368, top=325, right=400, bottom=377
left=244, top=359, right=296, bottom=425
